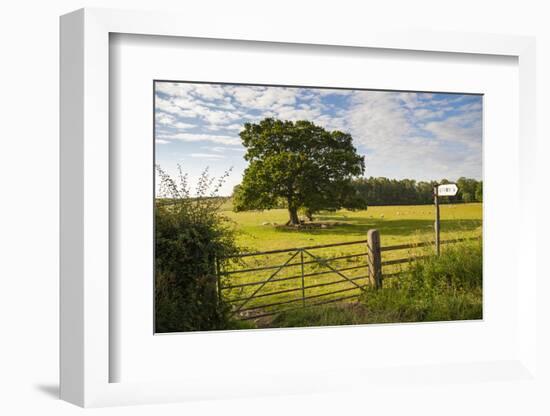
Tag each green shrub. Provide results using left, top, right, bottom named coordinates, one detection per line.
left=155, top=166, right=240, bottom=333
left=361, top=239, right=483, bottom=323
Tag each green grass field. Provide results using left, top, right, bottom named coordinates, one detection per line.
left=218, top=202, right=482, bottom=320
left=223, top=202, right=482, bottom=251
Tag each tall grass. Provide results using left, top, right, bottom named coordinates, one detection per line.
left=270, top=303, right=369, bottom=328
left=362, top=239, right=482, bottom=323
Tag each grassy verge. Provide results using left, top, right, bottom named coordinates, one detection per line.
left=267, top=239, right=482, bottom=328
left=270, top=303, right=369, bottom=328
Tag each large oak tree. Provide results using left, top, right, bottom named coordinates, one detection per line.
left=233, top=118, right=366, bottom=225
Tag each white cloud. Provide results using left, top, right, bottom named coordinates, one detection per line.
left=273, top=106, right=322, bottom=122
left=348, top=91, right=411, bottom=150
left=155, top=97, right=182, bottom=115
left=396, top=92, right=427, bottom=111
left=228, top=86, right=298, bottom=110
left=313, top=113, right=347, bottom=132
left=156, top=113, right=201, bottom=131
left=157, top=132, right=241, bottom=146
left=224, top=123, right=244, bottom=132
left=413, top=108, right=444, bottom=119
left=230, top=86, right=265, bottom=107
left=155, top=112, right=175, bottom=125
left=189, top=153, right=226, bottom=159
left=317, top=89, right=354, bottom=97
left=173, top=122, right=196, bottom=130
left=423, top=112, right=481, bottom=149
left=155, top=139, right=170, bottom=145
left=194, top=107, right=242, bottom=125
left=204, top=146, right=246, bottom=153
left=457, top=100, right=482, bottom=112
left=193, top=84, right=226, bottom=101
left=156, top=82, right=196, bottom=96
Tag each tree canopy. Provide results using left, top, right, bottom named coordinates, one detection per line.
left=233, top=118, right=366, bottom=224
left=351, top=176, right=483, bottom=205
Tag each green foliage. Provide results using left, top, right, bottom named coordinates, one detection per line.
left=352, top=176, right=483, bottom=206
left=360, top=240, right=483, bottom=323
left=457, top=177, right=482, bottom=203
left=353, top=177, right=434, bottom=205
left=155, top=165, right=240, bottom=333
left=233, top=118, right=366, bottom=224
left=475, top=181, right=483, bottom=202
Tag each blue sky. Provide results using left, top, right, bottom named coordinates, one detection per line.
left=155, top=82, right=482, bottom=196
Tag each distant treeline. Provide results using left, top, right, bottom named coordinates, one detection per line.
left=351, top=177, right=482, bottom=206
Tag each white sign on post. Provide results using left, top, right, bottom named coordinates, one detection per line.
left=437, top=183, right=458, bottom=197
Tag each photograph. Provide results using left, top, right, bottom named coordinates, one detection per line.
left=154, top=81, right=483, bottom=333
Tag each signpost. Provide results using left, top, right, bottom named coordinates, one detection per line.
left=434, top=183, right=458, bottom=255
left=437, top=183, right=458, bottom=197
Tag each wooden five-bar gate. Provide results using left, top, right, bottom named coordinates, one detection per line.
left=216, top=230, right=478, bottom=321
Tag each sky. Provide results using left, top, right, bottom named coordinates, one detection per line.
left=155, top=81, right=482, bottom=196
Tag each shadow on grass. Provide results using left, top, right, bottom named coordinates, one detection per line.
left=272, top=217, right=482, bottom=237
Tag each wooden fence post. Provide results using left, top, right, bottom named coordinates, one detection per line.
left=367, top=229, right=382, bottom=289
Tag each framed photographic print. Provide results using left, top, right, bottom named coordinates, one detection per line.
left=153, top=80, right=483, bottom=334
left=60, top=7, right=539, bottom=408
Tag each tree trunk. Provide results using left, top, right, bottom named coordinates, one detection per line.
left=288, top=206, right=300, bottom=225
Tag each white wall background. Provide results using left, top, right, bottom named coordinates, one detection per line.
left=0, top=1, right=548, bottom=415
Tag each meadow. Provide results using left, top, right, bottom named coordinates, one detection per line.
left=222, top=201, right=482, bottom=251
left=218, top=202, right=482, bottom=322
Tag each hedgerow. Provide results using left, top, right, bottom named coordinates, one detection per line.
left=155, top=165, right=240, bottom=332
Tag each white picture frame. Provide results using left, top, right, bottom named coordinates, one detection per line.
left=60, top=7, right=538, bottom=408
